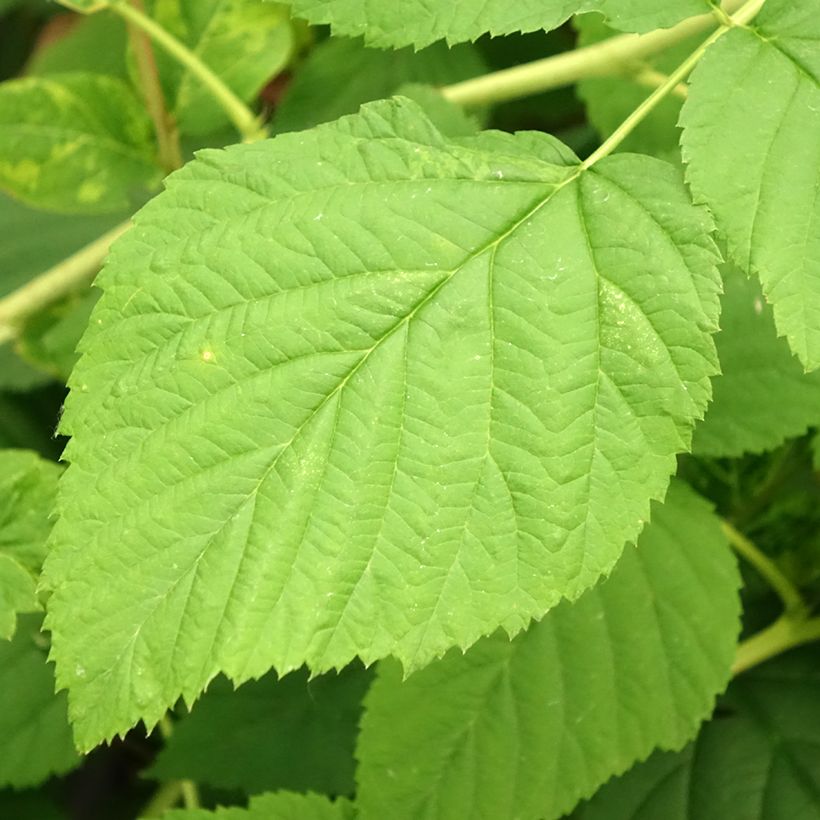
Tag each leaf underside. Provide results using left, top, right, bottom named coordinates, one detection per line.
left=356, top=481, right=741, bottom=820
left=45, top=98, right=720, bottom=750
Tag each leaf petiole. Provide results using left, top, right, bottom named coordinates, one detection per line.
left=0, top=221, right=131, bottom=347
left=733, top=614, right=820, bottom=675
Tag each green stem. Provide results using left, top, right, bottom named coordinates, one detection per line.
left=0, top=221, right=131, bottom=346
left=721, top=521, right=806, bottom=616
left=126, top=0, right=183, bottom=172
left=634, top=67, right=688, bottom=99
left=109, top=0, right=266, bottom=142
left=440, top=0, right=754, bottom=108
left=141, top=780, right=187, bottom=818
left=733, top=614, right=820, bottom=675
left=581, top=26, right=722, bottom=167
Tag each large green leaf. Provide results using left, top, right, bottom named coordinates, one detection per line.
left=45, top=98, right=720, bottom=750
left=575, top=648, right=820, bottom=819
left=0, top=73, right=160, bottom=213
left=0, top=616, right=77, bottom=788
left=278, top=0, right=712, bottom=48
left=681, top=0, right=820, bottom=369
left=145, top=0, right=293, bottom=135
left=0, top=450, right=60, bottom=639
left=356, top=481, right=740, bottom=820
left=160, top=792, right=354, bottom=820
left=693, top=266, right=820, bottom=457
left=273, top=37, right=485, bottom=134
left=279, top=0, right=593, bottom=48
left=149, top=664, right=372, bottom=796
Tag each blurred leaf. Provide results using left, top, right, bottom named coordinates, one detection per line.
left=0, top=616, right=78, bottom=788
left=0, top=389, right=62, bottom=457
left=0, top=193, right=126, bottom=297
left=274, top=36, right=485, bottom=133
left=18, top=291, right=98, bottom=381
left=162, top=792, right=355, bottom=820
left=0, top=449, right=60, bottom=638
left=0, top=72, right=160, bottom=213
left=144, top=0, right=294, bottom=135
left=395, top=84, right=481, bottom=137
left=150, top=663, right=372, bottom=797
left=27, top=11, right=129, bottom=78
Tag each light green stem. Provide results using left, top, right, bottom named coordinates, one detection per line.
left=109, top=1, right=266, bottom=142
left=581, top=26, right=722, bottom=167
left=440, top=0, right=760, bottom=108
left=733, top=614, right=820, bottom=675
left=721, top=521, right=806, bottom=616
left=141, top=780, right=188, bottom=818
left=0, top=221, right=131, bottom=346
left=634, top=67, right=689, bottom=99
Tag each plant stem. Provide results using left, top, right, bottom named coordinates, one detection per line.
left=126, top=0, right=183, bottom=172
left=0, top=221, right=131, bottom=346
left=634, top=67, right=688, bottom=99
left=109, top=0, right=266, bottom=142
left=733, top=614, right=820, bottom=675
left=721, top=521, right=806, bottom=616
left=141, top=780, right=188, bottom=818
left=440, top=0, right=752, bottom=108
left=581, top=26, right=722, bottom=167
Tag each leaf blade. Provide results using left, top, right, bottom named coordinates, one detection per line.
left=681, top=1, right=820, bottom=369
left=46, top=98, right=720, bottom=749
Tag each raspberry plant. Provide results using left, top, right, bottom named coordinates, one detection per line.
left=0, top=0, right=819, bottom=817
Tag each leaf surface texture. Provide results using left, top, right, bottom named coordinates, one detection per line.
left=46, top=98, right=720, bottom=749
left=575, top=649, right=820, bottom=819
left=356, top=482, right=741, bottom=820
